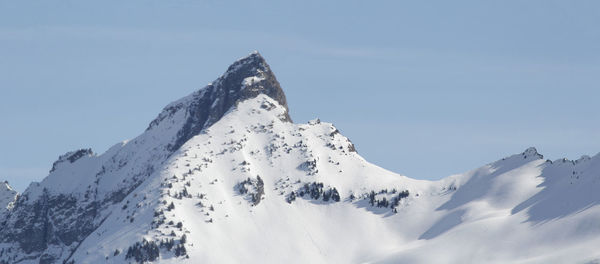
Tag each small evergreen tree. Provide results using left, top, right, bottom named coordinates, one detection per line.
left=181, top=234, right=187, bottom=244
left=331, top=188, right=341, bottom=202
left=368, top=191, right=376, bottom=206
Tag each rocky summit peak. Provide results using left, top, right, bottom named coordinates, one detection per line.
left=4, top=51, right=600, bottom=264
left=147, top=51, right=291, bottom=152
left=225, top=51, right=266, bottom=73
left=219, top=51, right=288, bottom=111
left=520, top=147, right=543, bottom=160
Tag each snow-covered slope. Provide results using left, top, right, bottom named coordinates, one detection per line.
left=376, top=149, right=600, bottom=264
left=1, top=52, right=600, bottom=264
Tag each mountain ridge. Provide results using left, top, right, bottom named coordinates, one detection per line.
left=1, top=52, right=600, bottom=264
left=146, top=51, right=291, bottom=152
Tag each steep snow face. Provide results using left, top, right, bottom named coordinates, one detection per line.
left=68, top=96, right=600, bottom=264
left=64, top=94, right=424, bottom=263
left=0, top=52, right=292, bottom=264
left=0, top=181, right=17, bottom=216
left=22, top=51, right=289, bottom=201
left=2, top=52, right=600, bottom=264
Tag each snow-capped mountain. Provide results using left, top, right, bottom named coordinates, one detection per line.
left=1, top=52, right=600, bottom=264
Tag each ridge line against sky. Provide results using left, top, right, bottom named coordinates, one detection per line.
left=1, top=0, right=599, bottom=192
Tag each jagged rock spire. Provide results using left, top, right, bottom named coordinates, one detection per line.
left=219, top=51, right=289, bottom=113
left=147, top=51, right=291, bottom=152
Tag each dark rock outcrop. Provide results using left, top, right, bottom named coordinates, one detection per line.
left=0, top=51, right=293, bottom=264
left=50, top=149, right=93, bottom=173
left=147, top=51, right=291, bottom=152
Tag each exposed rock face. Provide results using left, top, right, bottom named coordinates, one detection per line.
left=50, top=149, right=94, bottom=173
left=5, top=51, right=600, bottom=264
left=0, top=51, right=292, bottom=264
left=5, top=191, right=96, bottom=253
left=147, top=51, right=291, bottom=152
left=0, top=183, right=104, bottom=264
left=0, top=181, right=17, bottom=217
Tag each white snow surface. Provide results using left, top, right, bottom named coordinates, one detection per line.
left=242, top=75, right=266, bottom=88
left=2, top=52, right=600, bottom=263
left=8, top=94, right=596, bottom=264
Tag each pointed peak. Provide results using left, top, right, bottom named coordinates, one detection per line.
left=220, top=52, right=269, bottom=82
left=521, top=147, right=543, bottom=160
left=148, top=51, right=291, bottom=152
left=239, top=50, right=264, bottom=62
left=210, top=50, right=289, bottom=119
left=223, top=51, right=268, bottom=76
left=1, top=181, right=14, bottom=192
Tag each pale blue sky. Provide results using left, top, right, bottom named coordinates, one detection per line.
left=1, top=0, right=600, bottom=191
